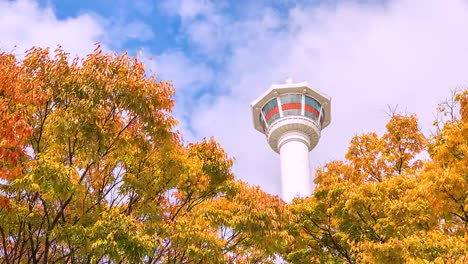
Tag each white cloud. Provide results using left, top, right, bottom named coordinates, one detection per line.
left=117, top=20, right=155, bottom=41
left=150, top=51, right=214, bottom=92
left=0, top=0, right=105, bottom=56
left=0, top=0, right=155, bottom=55
left=161, top=0, right=229, bottom=56
left=166, top=0, right=468, bottom=197
left=161, top=0, right=217, bottom=20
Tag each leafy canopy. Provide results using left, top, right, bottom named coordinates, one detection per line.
left=0, top=46, right=288, bottom=263
left=1, top=45, right=467, bottom=263
left=286, top=91, right=468, bottom=263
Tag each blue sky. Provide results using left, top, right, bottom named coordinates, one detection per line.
left=42, top=0, right=293, bottom=57
left=2, top=0, right=468, bottom=197
left=45, top=0, right=181, bottom=52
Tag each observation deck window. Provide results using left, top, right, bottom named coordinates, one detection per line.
left=262, top=98, right=280, bottom=125
left=320, top=108, right=325, bottom=126
left=304, top=96, right=321, bottom=121
left=280, top=94, right=302, bottom=117
left=259, top=112, right=266, bottom=132
left=258, top=93, right=325, bottom=130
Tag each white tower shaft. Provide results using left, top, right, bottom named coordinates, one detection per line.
left=278, top=132, right=312, bottom=202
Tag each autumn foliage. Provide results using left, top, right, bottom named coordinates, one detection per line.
left=0, top=46, right=467, bottom=263
left=286, top=92, right=468, bottom=263
left=0, top=47, right=287, bottom=263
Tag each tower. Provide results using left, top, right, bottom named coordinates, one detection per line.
left=251, top=79, right=331, bottom=202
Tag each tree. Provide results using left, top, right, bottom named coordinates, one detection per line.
left=4, top=45, right=466, bottom=264
left=286, top=92, right=468, bottom=263
left=0, top=51, right=34, bottom=182
left=0, top=46, right=287, bottom=263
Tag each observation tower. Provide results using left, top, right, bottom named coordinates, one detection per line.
left=251, top=79, right=331, bottom=202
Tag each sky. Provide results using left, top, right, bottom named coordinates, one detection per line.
left=1, top=0, right=468, bottom=197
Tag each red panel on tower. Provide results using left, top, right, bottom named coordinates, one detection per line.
left=304, top=105, right=320, bottom=117
left=265, top=106, right=279, bottom=121
left=281, top=103, right=302, bottom=111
